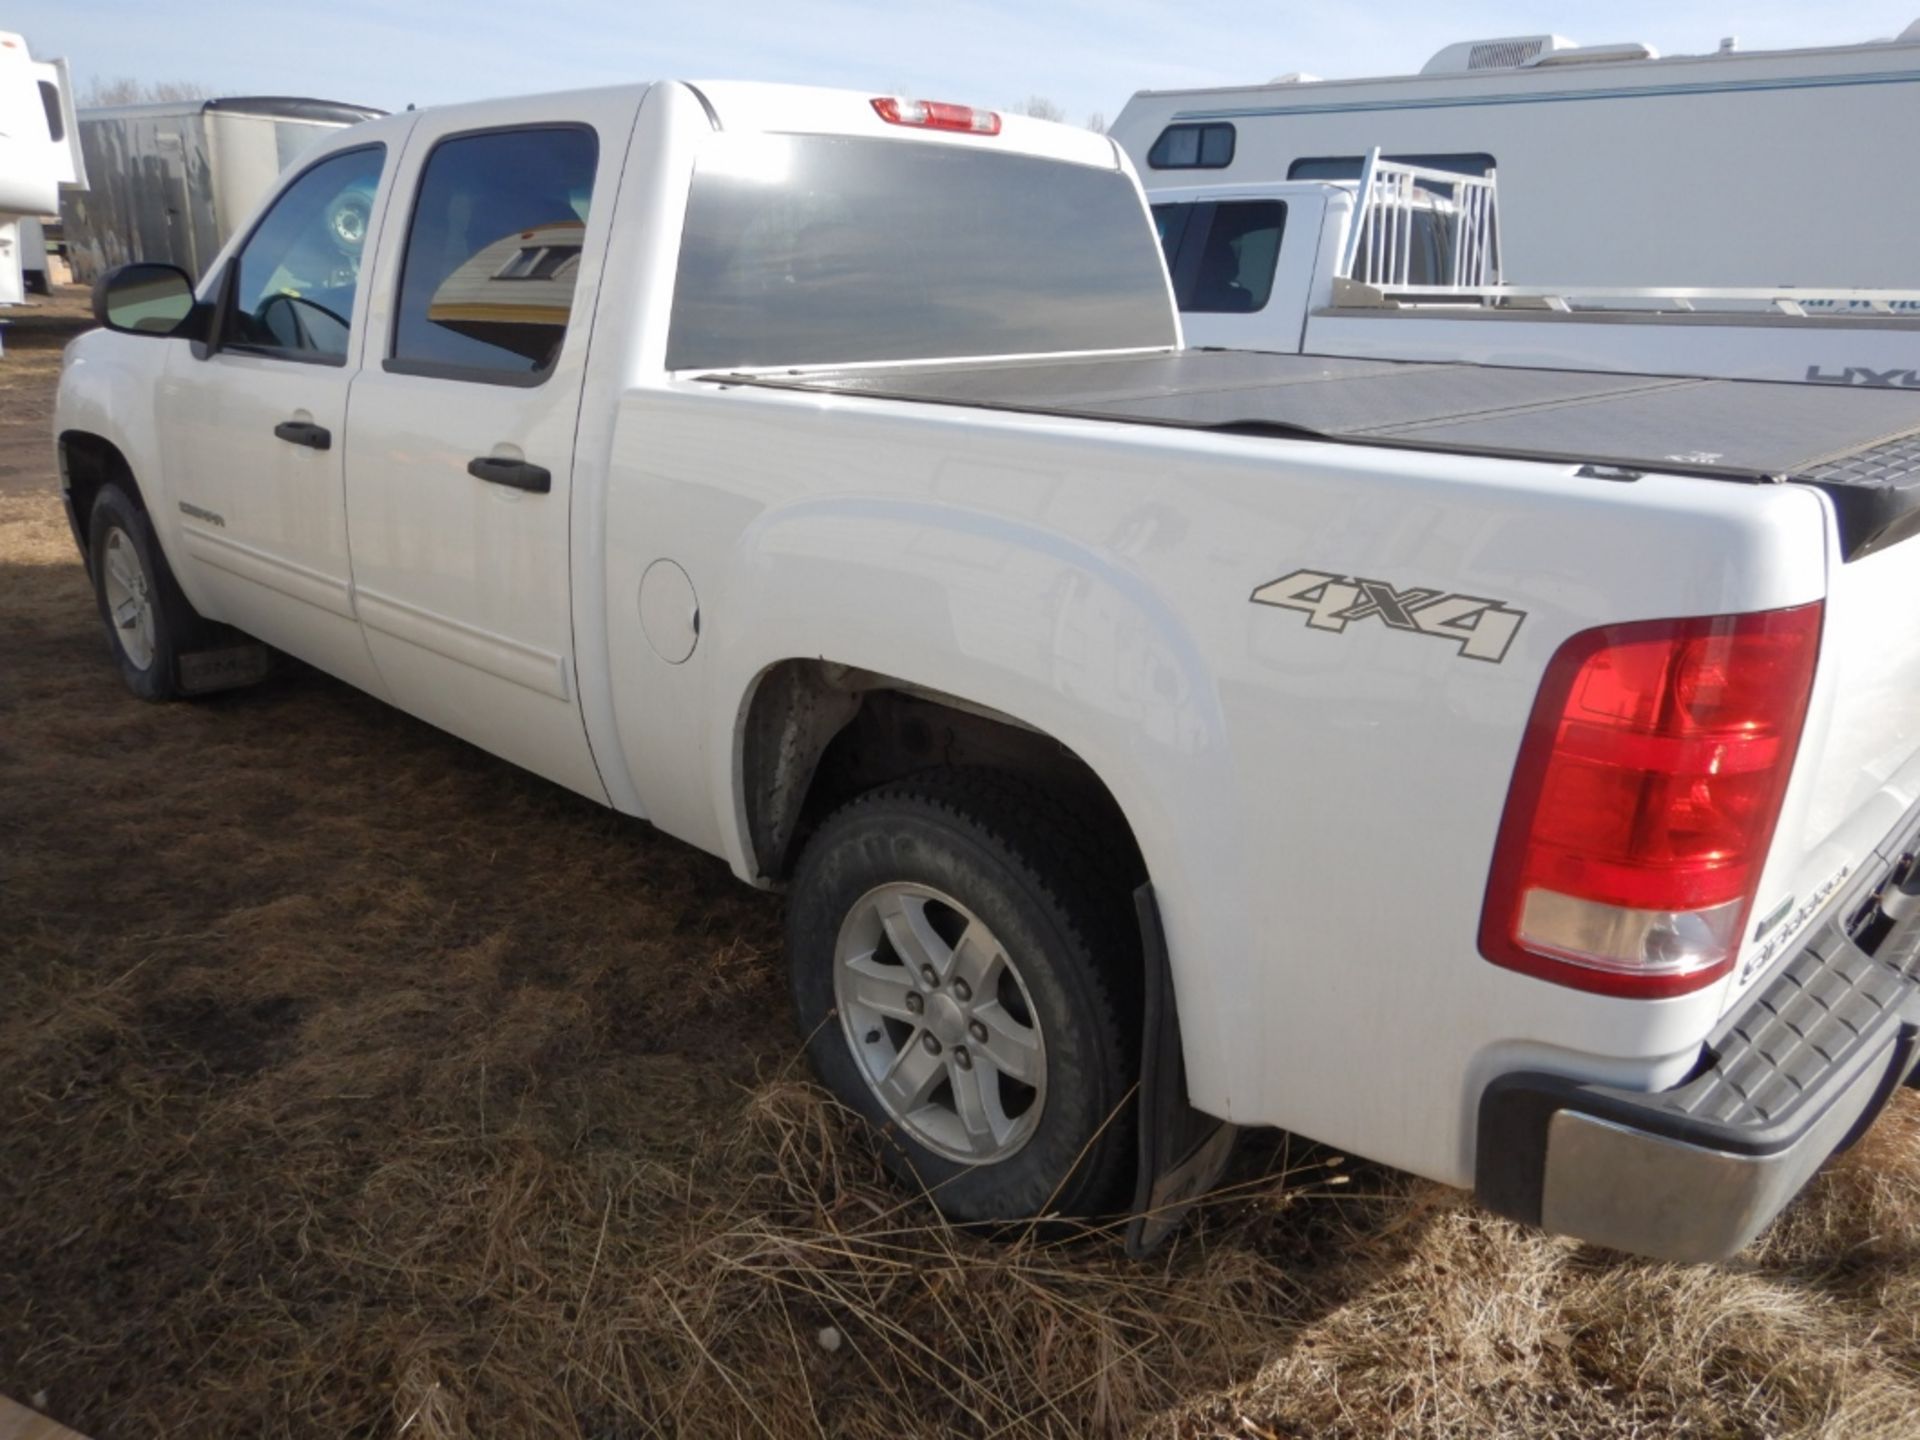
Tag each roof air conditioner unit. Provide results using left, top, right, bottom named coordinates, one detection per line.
left=1421, top=35, right=1577, bottom=75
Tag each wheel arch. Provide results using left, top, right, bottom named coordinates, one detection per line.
left=726, top=653, right=1246, bottom=1119
left=734, top=659, right=1148, bottom=890
left=57, top=429, right=143, bottom=572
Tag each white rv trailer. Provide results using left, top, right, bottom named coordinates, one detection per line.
left=0, top=30, right=83, bottom=317
left=1110, top=23, right=1920, bottom=289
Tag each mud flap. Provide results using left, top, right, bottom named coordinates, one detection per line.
left=176, top=641, right=272, bottom=695
left=1125, top=884, right=1238, bottom=1258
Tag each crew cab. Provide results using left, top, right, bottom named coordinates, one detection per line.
left=56, top=81, right=1920, bottom=1262
left=1152, top=155, right=1920, bottom=386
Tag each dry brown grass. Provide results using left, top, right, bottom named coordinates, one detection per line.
left=4, top=295, right=1920, bottom=1437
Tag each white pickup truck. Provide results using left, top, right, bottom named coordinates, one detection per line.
left=55, top=81, right=1920, bottom=1262
left=1153, top=158, right=1920, bottom=387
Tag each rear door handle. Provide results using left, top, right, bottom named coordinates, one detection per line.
left=467, top=456, right=552, bottom=493
left=273, top=419, right=331, bottom=450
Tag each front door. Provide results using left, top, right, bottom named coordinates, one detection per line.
left=344, top=97, right=638, bottom=800
left=157, top=141, right=394, bottom=695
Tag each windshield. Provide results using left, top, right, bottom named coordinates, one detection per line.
left=666, top=134, right=1177, bottom=371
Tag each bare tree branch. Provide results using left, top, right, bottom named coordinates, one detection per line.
left=82, top=77, right=212, bottom=107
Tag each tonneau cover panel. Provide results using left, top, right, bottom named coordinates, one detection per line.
left=718, top=350, right=1920, bottom=560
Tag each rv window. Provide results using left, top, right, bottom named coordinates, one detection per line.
left=38, top=81, right=63, bottom=144
left=1289, top=154, right=1494, bottom=191
left=389, top=126, right=599, bottom=384
left=1152, top=201, right=1287, bottom=315
left=1147, top=123, right=1235, bottom=170
left=220, top=145, right=386, bottom=365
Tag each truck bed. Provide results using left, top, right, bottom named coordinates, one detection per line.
left=721, top=350, right=1920, bottom=560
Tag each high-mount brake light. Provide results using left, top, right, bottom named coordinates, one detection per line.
left=870, top=96, right=1002, bottom=136
left=1480, top=603, right=1823, bottom=999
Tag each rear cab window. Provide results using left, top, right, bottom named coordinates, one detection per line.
left=387, top=125, right=599, bottom=385
left=666, top=135, right=1177, bottom=371
left=1288, top=153, right=1495, bottom=187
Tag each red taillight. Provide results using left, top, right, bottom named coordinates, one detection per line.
left=1481, top=602, right=1822, bottom=998
left=870, top=96, right=1002, bottom=135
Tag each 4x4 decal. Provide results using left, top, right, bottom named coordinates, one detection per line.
left=1251, top=568, right=1526, bottom=663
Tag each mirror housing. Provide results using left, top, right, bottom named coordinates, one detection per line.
left=92, top=263, right=206, bottom=339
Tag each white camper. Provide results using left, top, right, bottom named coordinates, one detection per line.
left=0, top=30, right=82, bottom=314
left=1110, top=23, right=1920, bottom=289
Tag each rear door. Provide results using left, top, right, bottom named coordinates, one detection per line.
left=344, top=95, right=640, bottom=801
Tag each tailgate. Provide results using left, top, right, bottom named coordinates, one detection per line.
left=1736, top=478, right=1920, bottom=1012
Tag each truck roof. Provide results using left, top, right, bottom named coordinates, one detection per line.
left=343, top=82, right=1123, bottom=172
left=723, top=350, right=1920, bottom=560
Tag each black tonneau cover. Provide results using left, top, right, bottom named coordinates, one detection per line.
left=716, top=351, right=1920, bottom=561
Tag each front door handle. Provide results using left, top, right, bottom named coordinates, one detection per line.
left=273, top=419, right=331, bottom=450
left=467, top=456, right=552, bottom=493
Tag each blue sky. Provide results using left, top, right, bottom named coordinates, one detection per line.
left=26, top=2, right=1920, bottom=123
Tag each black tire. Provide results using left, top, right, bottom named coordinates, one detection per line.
left=86, top=483, right=198, bottom=700
left=788, top=768, right=1139, bottom=1222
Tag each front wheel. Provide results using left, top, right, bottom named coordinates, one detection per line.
left=88, top=483, right=184, bottom=701
left=787, top=770, right=1138, bottom=1222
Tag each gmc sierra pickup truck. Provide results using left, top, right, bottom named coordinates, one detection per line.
left=56, top=81, right=1920, bottom=1262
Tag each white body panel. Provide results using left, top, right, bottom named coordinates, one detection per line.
left=52, top=80, right=1920, bottom=1198
left=1113, top=32, right=1920, bottom=289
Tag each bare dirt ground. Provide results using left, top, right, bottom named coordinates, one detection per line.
left=3, top=289, right=1920, bottom=1438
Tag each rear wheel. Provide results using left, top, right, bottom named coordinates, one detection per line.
left=788, top=769, right=1138, bottom=1222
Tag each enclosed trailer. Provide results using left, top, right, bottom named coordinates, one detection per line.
left=60, top=96, right=382, bottom=283
left=1111, top=22, right=1920, bottom=289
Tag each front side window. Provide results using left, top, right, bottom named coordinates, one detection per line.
left=222, top=145, right=385, bottom=363
left=1147, top=123, right=1235, bottom=170
left=1152, top=200, right=1287, bottom=314
left=389, top=126, right=598, bottom=383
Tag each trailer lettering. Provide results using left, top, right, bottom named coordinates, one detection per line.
left=1804, top=365, right=1920, bottom=389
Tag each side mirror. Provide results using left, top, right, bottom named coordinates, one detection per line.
left=93, top=263, right=201, bottom=337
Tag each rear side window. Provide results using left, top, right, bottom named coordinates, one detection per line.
left=1152, top=200, right=1287, bottom=314
left=389, top=125, right=598, bottom=384
left=1147, top=123, right=1235, bottom=170
left=667, top=134, right=1177, bottom=371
